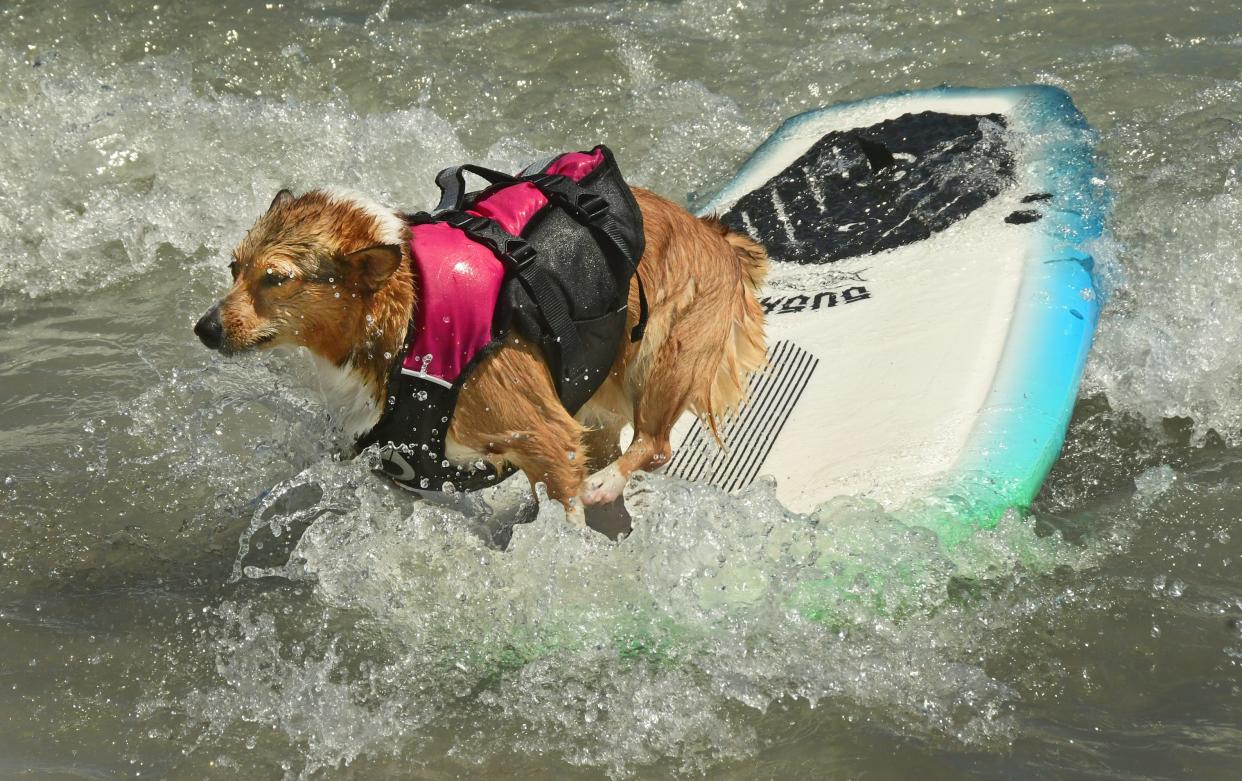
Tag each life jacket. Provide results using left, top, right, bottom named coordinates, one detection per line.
left=356, top=145, right=646, bottom=492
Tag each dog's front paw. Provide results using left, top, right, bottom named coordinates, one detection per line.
left=564, top=496, right=588, bottom=527
left=581, top=463, right=627, bottom=506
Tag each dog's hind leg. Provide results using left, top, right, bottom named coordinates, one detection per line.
left=580, top=315, right=709, bottom=506
left=581, top=432, right=670, bottom=506
left=581, top=217, right=768, bottom=507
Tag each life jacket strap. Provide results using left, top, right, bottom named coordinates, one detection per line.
left=438, top=210, right=587, bottom=366
left=631, top=270, right=648, bottom=342
left=523, top=173, right=649, bottom=342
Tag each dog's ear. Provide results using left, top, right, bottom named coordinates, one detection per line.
left=268, top=189, right=294, bottom=212
left=340, top=244, right=403, bottom=292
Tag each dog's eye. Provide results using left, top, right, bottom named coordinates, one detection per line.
left=262, top=269, right=298, bottom=287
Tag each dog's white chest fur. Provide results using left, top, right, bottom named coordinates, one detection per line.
left=308, top=353, right=483, bottom=464
left=310, top=354, right=382, bottom=440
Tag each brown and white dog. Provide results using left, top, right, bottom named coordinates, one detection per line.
left=194, top=184, right=767, bottom=525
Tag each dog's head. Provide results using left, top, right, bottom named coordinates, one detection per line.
left=194, top=189, right=408, bottom=362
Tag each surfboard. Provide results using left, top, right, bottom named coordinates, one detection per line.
left=663, top=85, right=1108, bottom=542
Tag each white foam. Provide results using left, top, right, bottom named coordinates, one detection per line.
left=181, top=461, right=1108, bottom=776
left=0, top=51, right=465, bottom=301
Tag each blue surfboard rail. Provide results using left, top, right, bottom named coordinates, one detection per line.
left=914, top=86, right=1108, bottom=544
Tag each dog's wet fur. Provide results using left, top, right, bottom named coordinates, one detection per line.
left=195, top=184, right=768, bottom=526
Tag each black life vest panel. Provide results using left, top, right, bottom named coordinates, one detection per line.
left=355, top=145, right=646, bottom=492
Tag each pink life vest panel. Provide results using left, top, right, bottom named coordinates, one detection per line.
left=402, top=150, right=604, bottom=386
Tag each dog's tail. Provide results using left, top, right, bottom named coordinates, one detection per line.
left=698, top=216, right=769, bottom=438
left=719, top=220, right=769, bottom=294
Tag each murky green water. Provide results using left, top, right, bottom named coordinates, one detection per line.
left=3, top=0, right=1242, bottom=778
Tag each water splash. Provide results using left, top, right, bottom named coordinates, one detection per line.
left=149, top=461, right=1116, bottom=778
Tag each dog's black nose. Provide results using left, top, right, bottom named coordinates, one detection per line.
left=194, top=305, right=224, bottom=350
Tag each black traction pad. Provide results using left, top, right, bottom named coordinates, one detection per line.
left=722, top=111, right=1015, bottom=264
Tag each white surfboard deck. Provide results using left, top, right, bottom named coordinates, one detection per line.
left=660, top=86, right=1106, bottom=525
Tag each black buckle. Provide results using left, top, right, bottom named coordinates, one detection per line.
left=526, top=173, right=566, bottom=190
left=504, top=240, right=537, bottom=270
left=443, top=212, right=490, bottom=234
left=576, top=194, right=609, bottom=221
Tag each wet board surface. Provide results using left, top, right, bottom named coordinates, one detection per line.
left=666, top=86, right=1107, bottom=531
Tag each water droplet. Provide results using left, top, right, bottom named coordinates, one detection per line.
left=383, top=351, right=392, bottom=360
left=334, top=292, right=340, bottom=298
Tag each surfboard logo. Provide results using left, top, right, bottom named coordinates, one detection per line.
left=760, top=284, right=871, bottom=316
left=759, top=268, right=872, bottom=316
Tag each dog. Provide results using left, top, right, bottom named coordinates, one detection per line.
left=194, top=176, right=767, bottom=526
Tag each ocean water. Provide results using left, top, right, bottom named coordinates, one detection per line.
left=3, top=0, right=1242, bottom=778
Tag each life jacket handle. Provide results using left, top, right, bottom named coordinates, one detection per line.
left=433, top=164, right=517, bottom=213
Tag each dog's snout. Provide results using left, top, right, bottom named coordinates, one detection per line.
left=194, top=305, right=224, bottom=350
